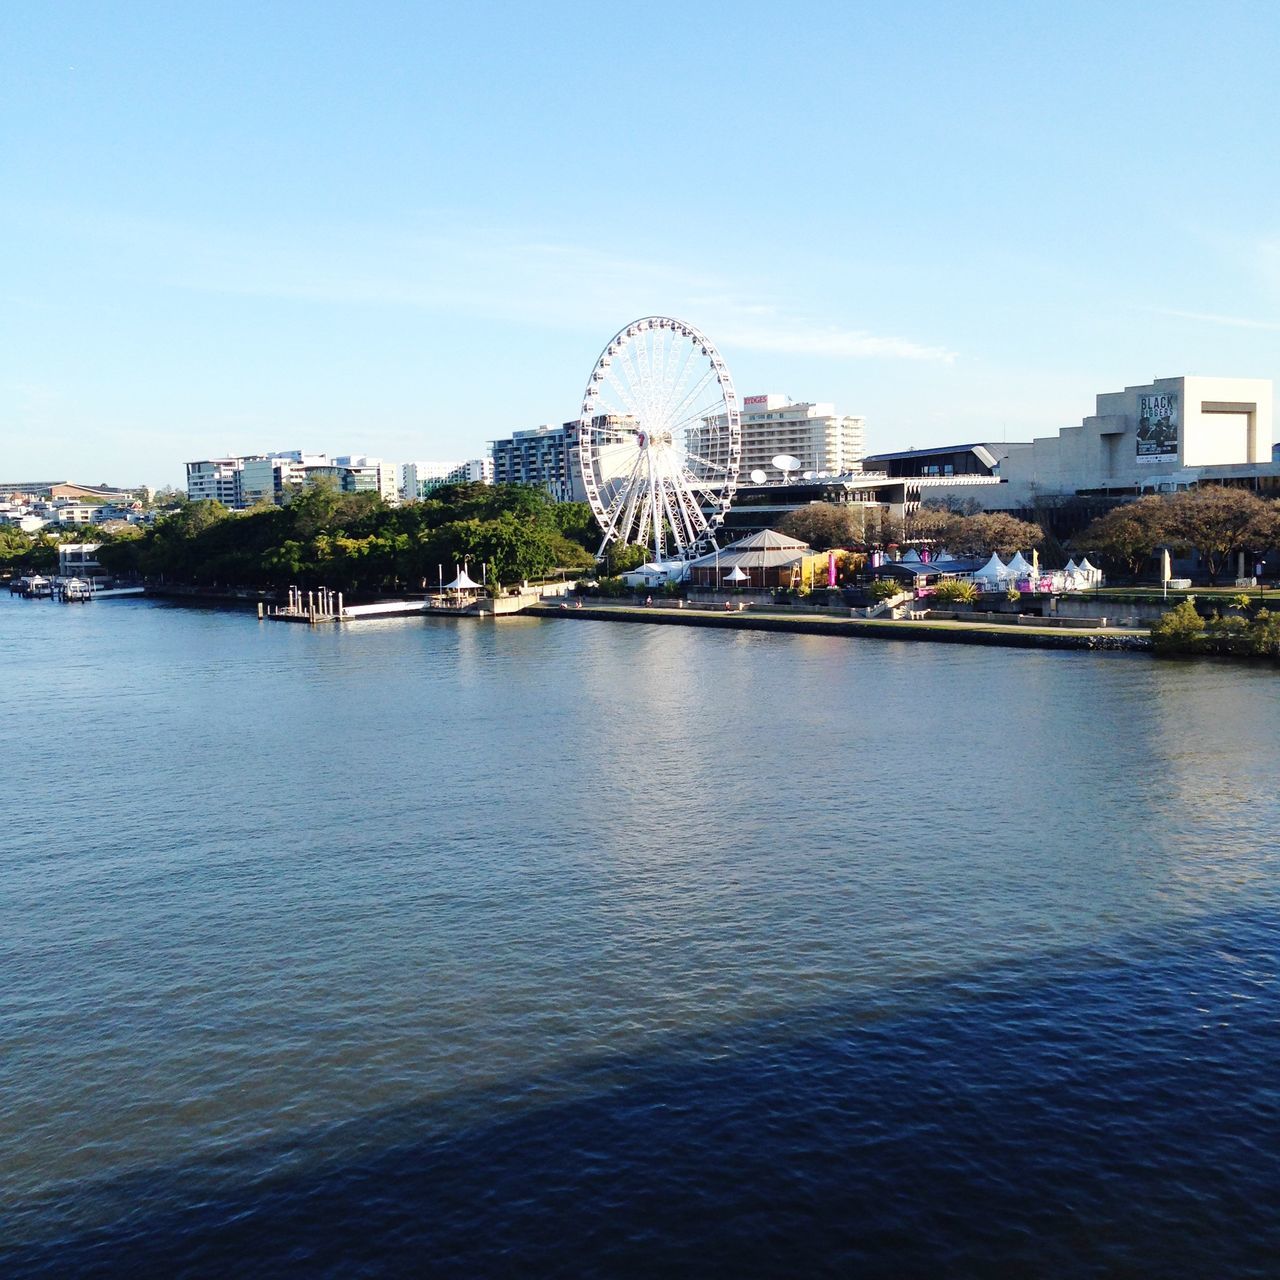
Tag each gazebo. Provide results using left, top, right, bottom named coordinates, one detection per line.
left=687, top=529, right=812, bottom=589
left=443, top=566, right=482, bottom=599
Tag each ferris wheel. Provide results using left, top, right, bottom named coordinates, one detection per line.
left=578, top=316, right=741, bottom=562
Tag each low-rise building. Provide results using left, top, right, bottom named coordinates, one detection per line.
left=58, top=543, right=104, bottom=582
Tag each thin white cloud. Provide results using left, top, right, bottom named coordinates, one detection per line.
left=1158, top=307, right=1280, bottom=332
left=7, top=204, right=959, bottom=366
left=720, top=322, right=957, bottom=364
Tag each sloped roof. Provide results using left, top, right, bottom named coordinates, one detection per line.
left=726, top=528, right=810, bottom=552
left=687, top=528, right=810, bottom=572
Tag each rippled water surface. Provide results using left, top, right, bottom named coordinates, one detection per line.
left=2, top=596, right=1278, bottom=1277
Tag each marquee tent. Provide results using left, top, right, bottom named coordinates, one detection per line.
left=1005, top=551, right=1033, bottom=578
left=972, top=552, right=1010, bottom=583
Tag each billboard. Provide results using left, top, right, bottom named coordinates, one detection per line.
left=743, top=394, right=770, bottom=408
left=1136, top=392, right=1178, bottom=463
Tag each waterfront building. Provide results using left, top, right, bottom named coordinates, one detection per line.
left=686, top=528, right=820, bottom=590
left=57, top=543, right=104, bottom=582
left=906, top=376, right=1278, bottom=513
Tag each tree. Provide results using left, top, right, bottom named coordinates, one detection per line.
left=150, top=485, right=188, bottom=509
left=599, top=542, right=650, bottom=575
left=942, top=513, right=1043, bottom=557
left=1163, top=487, right=1280, bottom=583
left=1075, top=495, right=1169, bottom=579
left=777, top=502, right=858, bottom=551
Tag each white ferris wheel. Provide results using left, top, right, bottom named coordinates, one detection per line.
left=578, top=316, right=741, bottom=562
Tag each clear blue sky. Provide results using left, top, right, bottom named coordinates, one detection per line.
left=4, top=0, right=1279, bottom=487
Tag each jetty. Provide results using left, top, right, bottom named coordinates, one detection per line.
left=261, top=582, right=572, bottom=624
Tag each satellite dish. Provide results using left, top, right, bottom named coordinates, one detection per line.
left=772, top=454, right=802, bottom=473
left=749, top=468, right=767, bottom=484
left=803, top=470, right=815, bottom=480
left=817, top=471, right=831, bottom=478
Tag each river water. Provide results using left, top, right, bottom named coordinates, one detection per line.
left=2, top=595, right=1277, bottom=1277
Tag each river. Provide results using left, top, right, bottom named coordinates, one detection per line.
left=2, top=595, right=1277, bottom=1277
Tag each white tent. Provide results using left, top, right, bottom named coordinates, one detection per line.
left=445, top=568, right=481, bottom=591
left=1005, top=550, right=1033, bottom=578
left=724, top=565, right=749, bottom=583
left=1077, top=557, right=1100, bottom=581
left=972, top=552, right=1009, bottom=583
left=1063, top=558, right=1079, bottom=575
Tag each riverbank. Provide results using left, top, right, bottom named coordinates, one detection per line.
left=530, top=602, right=1151, bottom=651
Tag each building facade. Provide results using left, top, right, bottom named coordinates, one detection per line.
left=735, top=394, right=866, bottom=478
left=186, top=453, right=400, bottom=508
left=490, top=425, right=579, bottom=501
left=402, top=458, right=493, bottom=499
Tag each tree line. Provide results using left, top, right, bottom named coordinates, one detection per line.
left=772, top=486, right=1280, bottom=583
left=776, top=501, right=1045, bottom=557
left=1075, top=487, right=1280, bottom=581
left=87, top=482, right=599, bottom=592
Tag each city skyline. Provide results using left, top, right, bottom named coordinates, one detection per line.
left=4, top=1, right=1280, bottom=487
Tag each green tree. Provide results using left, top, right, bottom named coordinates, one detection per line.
left=1075, top=495, right=1169, bottom=579
left=600, top=542, right=650, bottom=575
left=777, top=502, right=858, bottom=550
left=1163, top=487, right=1279, bottom=583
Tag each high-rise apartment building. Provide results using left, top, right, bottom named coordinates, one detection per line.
left=489, top=425, right=578, bottom=501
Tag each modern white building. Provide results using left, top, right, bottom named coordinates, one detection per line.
left=185, top=458, right=245, bottom=505
left=972, top=375, right=1277, bottom=509
left=736, top=394, right=866, bottom=478
left=401, top=458, right=493, bottom=499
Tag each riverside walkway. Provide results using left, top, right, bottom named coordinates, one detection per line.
left=528, top=600, right=1151, bottom=652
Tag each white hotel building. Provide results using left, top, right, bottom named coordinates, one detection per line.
left=736, top=395, right=866, bottom=478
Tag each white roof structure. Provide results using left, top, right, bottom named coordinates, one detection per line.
left=1063, top=558, right=1078, bottom=574
left=724, top=565, right=749, bottom=582
left=1005, top=551, right=1033, bottom=577
left=444, top=568, right=481, bottom=590
left=1077, top=557, right=1100, bottom=578
left=972, top=552, right=1009, bottom=581
left=688, top=528, right=810, bottom=573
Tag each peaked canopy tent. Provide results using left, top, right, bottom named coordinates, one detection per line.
left=1005, top=551, right=1034, bottom=578
left=972, top=552, right=1010, bottom=584
left=444, top=568, right=482, bottom=591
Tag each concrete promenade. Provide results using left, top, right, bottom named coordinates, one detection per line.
left=528, top=601, right=1151, bottom=652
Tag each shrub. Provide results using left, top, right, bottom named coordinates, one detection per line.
left=933, top=579, right=978, bottom=604
left=1151, top=600, right=1205, bottom=653
left=869, top=578, right=903, bottom=601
